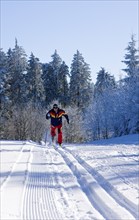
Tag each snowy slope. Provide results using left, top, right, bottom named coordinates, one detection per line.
left=0, top=134, right=139, bottom=220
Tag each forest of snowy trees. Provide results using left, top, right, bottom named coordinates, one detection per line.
left=0, top=35, right=139, bottom=142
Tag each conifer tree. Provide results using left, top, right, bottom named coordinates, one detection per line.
left=42, top=50, right=62, bottom=106
left=42, top=63, right=55, bottom=106
left=6, top=39, right=28, bottom=106
left=0, top=48, right=9, bottom=132
left=58, top=61, right=69, bottom=107
left=86, top=68, right=116, bottom=139
left=121, top=35, right=139, bottom=133
left=94, top=67, right=116, bottom=98
left=69, top=50, right=92, bottom=110
left=50, top=50, right=62, bottom=99
left=122, top=34, right=139, bottom=79
left=26, top=53, right=44, bottom=107
left=0, top=49, right=8, bottom=108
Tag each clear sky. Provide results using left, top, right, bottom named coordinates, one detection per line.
left=1, top=0, right=138, bottom=83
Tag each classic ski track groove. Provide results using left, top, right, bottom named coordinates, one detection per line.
left=66, top=148, right=138, bottom=219
left=45, top=146, right=104, bottom=220
left=91, top=150, right=138, bottom=191
left=105, top=151, right=139, bottom=191
left=22, top=145, right=62, bottom=220
left=56, top=147, right=136, bottom=220
left=22, top=148, right=34, bottom=220
left=119, top=150, right=139, bottom=163
left=46, top=149, right=70, bottom=220
left=1, top=143, right=33, bottom=219
left=1, top=142, right=137, bottom=220
left=0, top=143, right=26, bottom=190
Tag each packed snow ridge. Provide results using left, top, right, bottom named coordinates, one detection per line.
left=0, top=134, right=139, bottom=220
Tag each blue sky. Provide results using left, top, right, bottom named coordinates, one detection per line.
left=1, top=0, right=138, bottom=83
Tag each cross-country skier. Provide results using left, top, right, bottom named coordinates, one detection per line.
left=46, top=104, right=69, bottom=146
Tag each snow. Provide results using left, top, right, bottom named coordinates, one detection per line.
left=0, top=134, right=139, bottom=220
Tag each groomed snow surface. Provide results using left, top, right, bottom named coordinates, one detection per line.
left=0, top=134, right=139, bottom=220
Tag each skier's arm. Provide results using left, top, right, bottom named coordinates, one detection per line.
left=63, top=114, right=69, bottom=124
left=46, top=111, right=51, bottom=120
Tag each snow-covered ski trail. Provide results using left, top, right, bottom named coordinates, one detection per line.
left=22, top=145, right=63, bottom=220
left=48, top=146, right=104, bottom=220
left=64, top=147, right=138, bottom=219
left=1, top=141, right=27, bottom=189
left=22, top=144, right=104, bottom=220
left=1, top=137, right=138, bottom=220
left=56, top=147, right=136, bottom=220
left=0, top=142, right=33, bottom=220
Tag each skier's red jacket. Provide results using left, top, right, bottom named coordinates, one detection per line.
left=46, top=108, right=69, bottom=126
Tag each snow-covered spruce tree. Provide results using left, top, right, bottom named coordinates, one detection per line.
left=122, top=34, right=139, bottom=79
left=42, top=50, right=62, bottom=107
left=0, top=49, right=9, bottom=138
left=87, top=68, right=116, bottom=140
left=0, top=40, right=28, bottom=139
left=5, top=39, right=28, bottom=106
left=69, top=50, right=93, bottom=111
left=26, top=53, right=45, bottom=107
left=42, top=63, right=56, bottom=106
left=49, top=50, right=62, bottom=100
left=57, top=61, right=69, bottom=107
left=121, top=35, right=139, bottom=134
left=94, top=67, right=116, bottom=98
left=0, top=49, right=8, bottom=111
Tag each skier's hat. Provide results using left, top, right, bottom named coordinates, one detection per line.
left=53, top=104, right=58, bottom=108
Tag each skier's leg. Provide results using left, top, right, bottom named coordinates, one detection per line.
left=51, top=125, right=56, bottom=142
left=58, top=125, right=62, bottom=145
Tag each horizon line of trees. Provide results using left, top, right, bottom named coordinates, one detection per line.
left=0, top=35, right=139, bottom=142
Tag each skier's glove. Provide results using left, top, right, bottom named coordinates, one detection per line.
left=46, top=113, right=50, bottom=119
